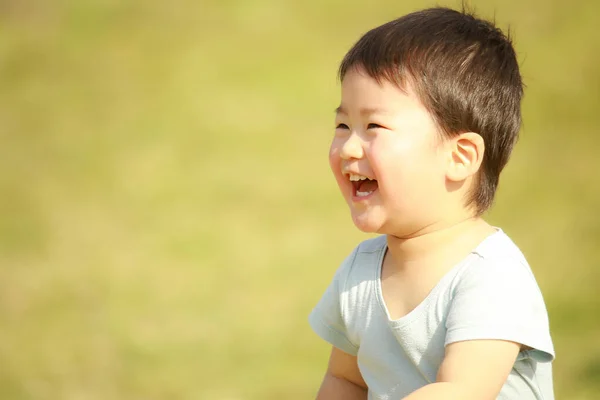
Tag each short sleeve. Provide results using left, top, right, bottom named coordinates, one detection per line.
left=445, top=257, right=555, bottom=363
left=308, top=248, right=359, bottom=356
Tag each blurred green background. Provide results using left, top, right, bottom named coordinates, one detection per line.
left=1, top=0, right=599, bottom=399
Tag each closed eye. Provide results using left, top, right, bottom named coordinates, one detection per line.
left=336, top=123, right=350, bottom=129
left=368, top=123, right=385, bottom=129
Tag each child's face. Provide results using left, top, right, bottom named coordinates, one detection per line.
left=330, top=67, right=451, bottom=236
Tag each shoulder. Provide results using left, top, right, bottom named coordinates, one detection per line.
left=349, top=235, right=387, bottom=272
left=451, top=229, right=543, bottom=293
left=333, top=235, right=386, bottom=288
left=355, top=234, right=387, bottom=254
left=339, top=235, right=387, bottom=269
left=457, top=229, right=537, bottom=282
left=472, top=228, right=528, bottom=264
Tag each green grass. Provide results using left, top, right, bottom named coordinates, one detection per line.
left=1, top=0, right=599, bottom=398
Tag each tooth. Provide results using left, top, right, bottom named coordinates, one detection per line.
left=348, top=174, right=371, bottom=181
left=356, top=190, right=373, bottom=197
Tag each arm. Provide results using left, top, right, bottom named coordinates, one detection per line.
left=402, top=339, right=521, bottom=400
left=316, top=346, right=368, bottom=400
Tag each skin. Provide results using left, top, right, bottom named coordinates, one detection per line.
left=316, top=67, right=521, bottom=399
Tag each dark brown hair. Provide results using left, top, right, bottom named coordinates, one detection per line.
left=339, top=7, right=523, bottom=214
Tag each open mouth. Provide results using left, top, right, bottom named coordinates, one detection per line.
left=348, top=173, right=379, bottom=198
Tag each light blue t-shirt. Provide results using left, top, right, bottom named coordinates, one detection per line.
left=309, top=230, right=555, bottom=399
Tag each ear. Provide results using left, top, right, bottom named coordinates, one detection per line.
left=446, top=132, right=485, bottom=182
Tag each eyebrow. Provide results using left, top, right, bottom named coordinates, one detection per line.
left=335, top=106, right=388, bottom=116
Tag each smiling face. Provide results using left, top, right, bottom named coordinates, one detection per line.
left=329, top=67, right=453, bottom=236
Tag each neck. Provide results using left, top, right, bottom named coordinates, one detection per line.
left=385, top=216, right=495, bottom=269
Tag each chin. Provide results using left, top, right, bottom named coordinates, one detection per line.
left=351, top=213, right=385, bottom=234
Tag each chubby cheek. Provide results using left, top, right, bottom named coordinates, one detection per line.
left=328, top=142, right=350, bottom=196
left=328, top=142, right=339, bottom=173
left=370, top=142, right=432, bottom=205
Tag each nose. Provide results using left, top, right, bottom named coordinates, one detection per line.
left=339, top=132, right=364, bottom=160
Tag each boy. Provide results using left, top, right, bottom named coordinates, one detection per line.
left=309, top=7, right=554, bottom=400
